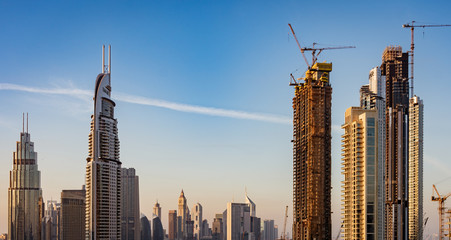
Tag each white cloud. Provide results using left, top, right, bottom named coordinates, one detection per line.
left=0, top=83, right=291, bottom=125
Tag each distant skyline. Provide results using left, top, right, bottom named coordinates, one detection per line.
left=1, top=1, right=451, bottom=238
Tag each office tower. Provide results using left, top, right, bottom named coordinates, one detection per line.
left=141, top=215, right=151, bottom=240
left=153, top=216, right=164, bottom=240
left=8, top=116, right=43, bottom=240
left=360, top=66, right=386, bottom=239
left=245, top=193, right=256, bottom=217
left=178, top=190, right=189, bottom=237
left=43, top=200, right=60, bottom=240
left=226, top=202, right=251, bottom=240
left=154, top=201, right=162, bottom=219
left=61, top=187, right=85, bottom=240
left=381, top=46, right=409, bottom=239
left=341, top=107, right=378, bottom=239
left=408, top=96, right=424, bottom=240
left=121, top=168, right=140, bottom=240
left=250, top=216, right=260, bottom=240
left=85, top=45, right=122, bottom=239
left=212, top=214, right=223, bottom=240
left=292, top=62, right=332, bottom=240
left=186, top=219, right=194, bottom=240
left=192, top=203, right=203, bottom=240
left=169, top=210, right=177, bottom=240
left=201, top=219, right=210, bottom=238
left=262, top=220, right=276, bottom=240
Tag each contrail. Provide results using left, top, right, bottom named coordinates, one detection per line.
left=0, top=83, right=291, bottom=124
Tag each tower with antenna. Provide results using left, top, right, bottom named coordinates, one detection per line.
left=85, top=45, right=122, bottom=240
left=8, top=113, right=43, bottom=240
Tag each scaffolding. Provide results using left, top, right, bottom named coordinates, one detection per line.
left=293, top=63, right=332, bottom=240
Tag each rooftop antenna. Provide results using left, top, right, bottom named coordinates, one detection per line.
left=22, top=113, right=24, bottom=133
left=108, top=45, right=111, bottom=74
left=102, top=45, right=105, bottom=74
left=26, top=112, right=28, bottom=133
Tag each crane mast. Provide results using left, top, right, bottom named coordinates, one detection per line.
left=402, top=21, right=451, bottom=98
left=432, top=184, right=451, bottom=239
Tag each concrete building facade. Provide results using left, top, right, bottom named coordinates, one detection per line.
left=192, top=203, right=203, bottom=240
left=169, top=210, right=177, bottom=240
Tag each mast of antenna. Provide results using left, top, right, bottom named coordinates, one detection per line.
left=108, top=45, right=111, bottom=74
left=27, top=112, right=28, bottom=133
left=102, top=45, right=105, bottom=74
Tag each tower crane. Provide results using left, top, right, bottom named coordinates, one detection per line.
left=282, top=206, right=288, bottom=240
left=402, top=21, right=451, bottom=97
left=432, top=184, right=451, bottom=239
left=288, top=23, right=355, bottom=85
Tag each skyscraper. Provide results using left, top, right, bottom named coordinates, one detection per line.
left=192, top=203, right=203, bottom=240
left=61, top=187, right=85, bottom=240
left=226, top=203, right=250, bottom=240
left=381, top=46, right=409, bottom=239
left=168, top=210, right=177, bottom=240
left=292, top=62, right=332, bottom=240
left=408, top=96, right=423, bottom=240
left=178, top=190, right=188, bottom=238
left=43, top=200, right=60, bottom=240
left=154, top=201, right=162, bottom=220
left=140, top=215, right=151, bottom=240
left=212, top=214, right=223, bottom=240
left=121, top=168, right=140, bottom=240
left=360, top=66, right=386, bottom=239
left=341, top=107, right=378, bottom=239
left=153, top=216, right=164, bottom=240
left=262, top=220, right=276, bottom=240
left=8, top=116, right=43, bottom=240
left=85, top=45, right=122, bottom=240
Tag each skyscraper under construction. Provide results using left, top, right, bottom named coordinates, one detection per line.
left=381, top=46, right=409, bottom=239
left=292, top=62, right=332, bottom=240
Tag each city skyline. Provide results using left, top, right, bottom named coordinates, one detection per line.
left=1, top=1, right=451, bottom=238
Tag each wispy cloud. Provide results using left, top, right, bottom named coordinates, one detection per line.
left=0, top=83, right=291, bottom=124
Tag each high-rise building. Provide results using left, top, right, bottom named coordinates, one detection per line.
left=121, top=168, right=140, bottom=240
left=381, top=46, right=409, bottom=239
left=226, top=202, right=250, bottom=240
left=341, top=107, right=378, bottom=239
left=201, top=219, right=211, bottom=238
left=61, top=187, right=85, bottom=240
left=292, top=62, right=332, bottom=240
left=360, top=66, right=386, bottom=239
left=8, top=117, right=43, bottom=240
left=153, top=216, right=164, bottom=240
left=168, top=210, right=177, bottom=240
left=178, top=190, right=189, bottom=238
left=43, top=200, right=60, bottom=240
left=140, top=215, right=151, bottom=240
left=212, top=214, right=223, bottom=240
left=408, top=96, right=424, bottom=240
left=85, top=45, right=122, bottom=239
left=192, top=203, right=203, bottom=240
left=245, top=193, right=256, bottom=217
left=154, top=201, right=162, bottom=220
left=262, top=220, right=276, bottom=240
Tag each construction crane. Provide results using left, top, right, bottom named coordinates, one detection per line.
left=334, top=222, right=343, bottom=240
left=432, top=184, right=451, bottom=239
left=288, top=23, right=355, bottom=85
left=402, top=21, right=451, bottom=97
left=282, top=206, right=288, bottom=240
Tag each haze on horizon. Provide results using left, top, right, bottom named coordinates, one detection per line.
left=1, top=0, right=451, bottom=238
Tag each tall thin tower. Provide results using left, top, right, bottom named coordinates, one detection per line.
left=381, top=46, right=409, bottom=240
left=292, top=62, right=332, bottom=240
left=408, top=96, right=423, bottom=240
left=8, top=114, right=43, bottom=240
left=85, top=45, right=122, bottom=240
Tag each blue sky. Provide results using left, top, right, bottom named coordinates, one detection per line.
left=1, top=0, right=451, bottom=237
